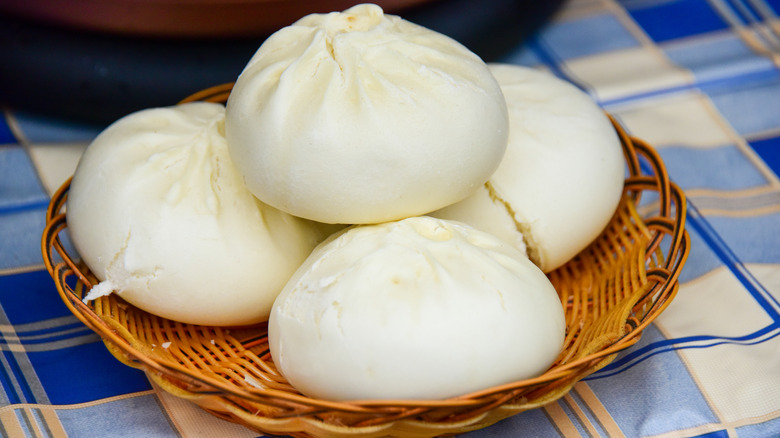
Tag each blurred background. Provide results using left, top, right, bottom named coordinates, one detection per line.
left=0, top=0, right=566, bottom=124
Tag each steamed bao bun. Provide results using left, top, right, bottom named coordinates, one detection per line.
left=269, top=216, right=566, bottom=401
left=225, top=3, right=509, bottom=225
left=67, top=102, right=333, bottom=326
left=432, top=64, right=625, bottom=273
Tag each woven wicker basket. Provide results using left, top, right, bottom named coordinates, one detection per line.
left=42, top=84, right=690, bottom=438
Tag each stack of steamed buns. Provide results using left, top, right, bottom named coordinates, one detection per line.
left=66, top=4, right=625, bottom=401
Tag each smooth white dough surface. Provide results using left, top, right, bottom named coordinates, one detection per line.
left=66, top=102, right=331, bottom=326
left=433, top=64, right=625, bottom=272
left=225, top=3, right=508, bottom=224
left=269, top=216, right=566, bottom=401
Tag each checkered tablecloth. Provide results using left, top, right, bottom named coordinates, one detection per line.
left=2, top=0, right=779, bottom=436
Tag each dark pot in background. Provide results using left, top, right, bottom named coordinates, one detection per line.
left=0, top=0, right=566, bottom=124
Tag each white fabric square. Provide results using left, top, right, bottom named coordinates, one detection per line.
left=564, top=47, right=692, bottom=103
left=615, top=93, right=735, bottom=148
left=656, top=264, right=780, bottom=422
left=152, top=383, right=257, bottom=438
left=27, top=142, right=87, bottom=196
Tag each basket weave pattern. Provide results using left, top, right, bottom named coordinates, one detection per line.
left=42, top=85, right=689, bottom=438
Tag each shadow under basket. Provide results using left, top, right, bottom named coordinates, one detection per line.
left=42, top=84, right=690, bottom=438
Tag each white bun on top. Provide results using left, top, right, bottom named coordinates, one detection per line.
left=225, top=3, right=509, bottom=225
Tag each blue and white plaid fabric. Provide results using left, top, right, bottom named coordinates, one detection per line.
left=2, top=0, right=779, bottom=436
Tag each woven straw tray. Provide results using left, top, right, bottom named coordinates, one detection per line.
left=42, top=84, right=690, bottom=438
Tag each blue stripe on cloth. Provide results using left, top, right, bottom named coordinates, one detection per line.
left=0, top=350, right=36, bottom=405
left=56, top=394, right=177, bottom=438
left=676, top=224, right=727, bottom=283
left=0, top=270, right=150, bottom=404
left=523, top=37, right=569, bottom=82
left=732, top=0, right=760, bottom=21
left=463, top=399, right=575, bottom=437
left=517, top=36, right=598, bottom=102
left=0, top=115, right=16, bottom=145
left=703, top=212, right=780, bottom=289
left=749, top=135, right=780, bottom=176
left=706, top=0, right=780, bottom=63
left=9, top=111, right=103, bottom=144
left=535, top=13, right=640, bottom=60
left=585, top=157, right=780, bottom=408
left=590, top=323, right=780, bottom=378
left=736, top=414, right=780, bottom=437
left=30, top=342, right=151, bottom=404
left=691, top=430, right=730, bottom=438
left=10, top=319, right=92, bottom=341
left=600, top=67, right=779, bottom=109
left=638, top=150, right=780, bottom=313
left=663, top=32, right=777, bottom=85
left=497, top=45, right=544, bottom=68
left=557, top=396, right=592, bottom=437
left=706, top=75, right=780, bottom=137
left=687, top=202, right=780, bottom=316
left=588, top=204, right=780, bottom=375
left=0, top=306, right=47, bottom=405
left=0, top=355, right=12, bottom=404
left=622, top=0, right=730, bottom=42
left=711, top=0, right=780, bottom=28
left=0, top=271, right=75, bottom=324
left=564, top=390, right=610, bottom=437
left=0, top=209, right=49, bottom=270
left=727, top=0, right=775, bottom=24
left=16, top=410, right=36, bottom=438
left=656, top=144, right=771, bottom=190
left=585, top=325, right=719, bottom=436
left=0, top=146, right=50, bottom=213
left=765, top=0, right=780, bottom=14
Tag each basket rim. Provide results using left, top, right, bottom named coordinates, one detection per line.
left=40, top=86, right=691, bottom=436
